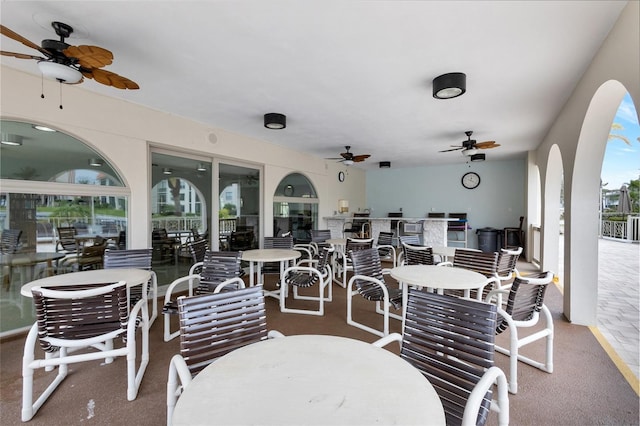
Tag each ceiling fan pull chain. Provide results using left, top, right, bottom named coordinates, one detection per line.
left=59, top=81, right=63, bottom=109
left=40, top=74, right=45, bottom=99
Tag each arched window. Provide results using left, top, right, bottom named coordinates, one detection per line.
left=273, top=173, right=318, bottom=242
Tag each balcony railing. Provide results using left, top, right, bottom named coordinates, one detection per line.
left=601, top=216, right=639, bottom=242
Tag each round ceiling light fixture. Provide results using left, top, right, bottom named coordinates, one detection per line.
left=433, top=72, right=466, bottom=99
left=37, top=61, right=82, bottom=84
left=264, top=113, right=286, bottom=129
left=1, top=133, right=23, bottom=146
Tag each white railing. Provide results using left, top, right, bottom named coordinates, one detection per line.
left=601, top=216, right=639, bottom=242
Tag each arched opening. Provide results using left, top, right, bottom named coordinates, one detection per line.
left=273, top=172, right=319, bottom=242
left=568, top=80, right=629, bottom=325
left=542, top=145, right=563, bottom=290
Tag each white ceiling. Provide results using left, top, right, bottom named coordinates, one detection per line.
left=0, top=1, right=627, bottom=170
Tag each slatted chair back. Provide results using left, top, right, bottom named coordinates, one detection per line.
left=376, top=231, right=395, bottom=257
left=55, top=226, right=78, bottom=253
left=187, top=239, right=208, bottom=264
left=31, top=282, right=129, bottom=353
left=264, top=235, right=294, bottom=249
left=453, top=249, right=499, bottom=276
left=0, top=228, right=22, bottom=254
left=311, top=229, right=332, bottom=244
left=401, top=243, right=434, bottom=265
left=76, top=242, right=108, bottom=270
left=177, top=285, right=268, bottom=376
left=190, top=227, right=203, bottom=242
left=496, top=271, right=551, bottom=334
left=401, top=290, right=498, bottom=426
left=345, top=237, right=374, bottom=254
left=496, top=247, right=521, bottom=280
left=104, top=248, right=153, bottom=270
left=196, top=251, right=244, bottom=294
left=349, top=247, right=399, bottom=305
left=399, top=234, right=421, bottom=246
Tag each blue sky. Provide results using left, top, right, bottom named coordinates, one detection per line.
left=601, top=92, right=640, bottom=190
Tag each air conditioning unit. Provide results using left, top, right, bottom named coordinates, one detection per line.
left=403, top=222, right=422, bottom=233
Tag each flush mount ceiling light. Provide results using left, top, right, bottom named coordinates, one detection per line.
left=264, top=113, right=286, bottom=129
left=433, top=72, right=466, bottom=99
left=37, top=61, right=83, bottom=84
left=379, top=161, right=391, bottom=168
left=162, top=168, right=172, bottom=175
left=88, top=158, right=103, bottom=167
left=0, top=133, right=23, bottom=146
left=196, top=163, right=207, bottom=172
left=471, top=153, right=486, bottom=162
left=33, top=125, right=56, bottom=132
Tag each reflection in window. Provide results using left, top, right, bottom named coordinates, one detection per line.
left=1, top=120, right=124, bottom=186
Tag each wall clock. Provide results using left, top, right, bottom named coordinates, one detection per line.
left=338, top=171, right=345, bottom=182
left=461, top=172, right=480, bottom=189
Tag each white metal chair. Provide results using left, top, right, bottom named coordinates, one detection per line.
left=399, top=242, right=434, bottom=266
left=496, top=247, right=522, bottom=286
left=337, top=237, right=374, bottom=288
left=486, top=271, right=554, bottom=394
left=373, top=290, right=509, bottom=426
left=280, top=247, right=333, bottom=315
left=375, top=231, right=397, bottom=267
left=162, top=250, right=244, bottom=341
left=346, top=247, right=403, bottom=337
left=22, top=282, right=149, bottom=422
left=166, top=284, right=283, bottom=425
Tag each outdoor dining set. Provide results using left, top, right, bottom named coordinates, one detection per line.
left=4, top=226, right=555, bottom=426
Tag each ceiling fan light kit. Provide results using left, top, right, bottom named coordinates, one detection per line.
left=1, top=133, right=23, bottom=146
left=433, top=72, right=466, bottom=99
left=462, top=147, right=478, bottom=156
left=264, top=113, right=286, bottom=129
left=37, top=60, right=82, bottom=83
left=379, top=161, right=391, bottom=168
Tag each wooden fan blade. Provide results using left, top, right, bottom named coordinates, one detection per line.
left=476, top=141, right=500, bottom=149
left=64, top=45, right=113, bottom=68
left=0, top=25, right=49, bottom=56
left=1, top=50, right=45, bottom=60
left=439, top=147, right=464, bottom=152
left=83, top=68, right=139, bottom=90
left=352, top=155, right=370, bottom=162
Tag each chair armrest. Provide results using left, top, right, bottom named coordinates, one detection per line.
left=462, top=366, right=509, bottom=426
left=371, top=332, right=403, bottom=349
left=212, top=277, right=246, bottom=293
left=437, top=261, right=453, bottom=267
left=163, top=274, right=199, bottom=307
left=189, top=261, right=203, bottom=275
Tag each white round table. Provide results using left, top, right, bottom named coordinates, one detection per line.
left=390, top=264, right=489, bottom=331
left=21, top=268, right=157, bottom=326
left=172, top=334, right=445, bottom=425
left=242, top=249, right=301, bottom=298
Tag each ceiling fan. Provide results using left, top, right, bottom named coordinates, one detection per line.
left=439, top=131, right=500, bottom=156
left=0, top=21, right=139, bottom=89
left=326, top=146, right=371, bottom=166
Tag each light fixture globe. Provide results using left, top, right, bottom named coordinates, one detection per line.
left=1, top=133, right=23, bottom=146
left=433, top=72, right=466, bottom=99
left=343, top=159, right=354, bottom=166
left=37, top=61, right=82, bottom=84
left=264, top=113, right=286, bottom=129
left=462, top=147, right=478, bottom=156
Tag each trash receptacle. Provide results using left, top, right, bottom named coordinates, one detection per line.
left=476, top=228, right=498, bottom=253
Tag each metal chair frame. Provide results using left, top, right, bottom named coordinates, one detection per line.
left=280, top=247, right=333, bottom=315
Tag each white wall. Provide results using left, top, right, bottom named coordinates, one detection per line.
left=366, top=158, right=526, bottom=248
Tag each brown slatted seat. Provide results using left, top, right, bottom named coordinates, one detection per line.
left=280, top=247, right=333, bottom=315
left=337, top=237, right=374, bottom=288
left=496, top=247, right=522, bottom=285
left=376, top=231, right=397, bottom=266
left=262, top=235, right=295, bottom=275
left=22, top=281, right=149, bottom=421
left=166, top=285, right=283, bottom=422
left=443, top=249, right=498, bottom=299
left=488, top=271, right=554, bottom=394
left=346, top=247, right=403, bottom=337
left=374, top=290, right=509, bottom=426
